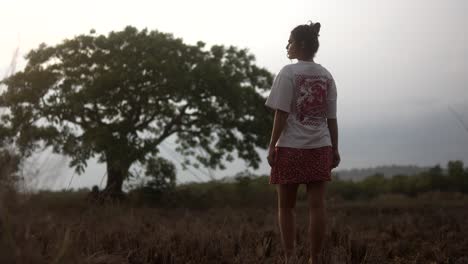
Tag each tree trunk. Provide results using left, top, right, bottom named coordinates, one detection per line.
left=103, top=157, right=130, bottom=199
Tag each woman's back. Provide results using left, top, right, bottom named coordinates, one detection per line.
left=265, top=60, right=337, bottom=149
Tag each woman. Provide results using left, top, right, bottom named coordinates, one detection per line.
left=265, top=21, right=340, bottom=264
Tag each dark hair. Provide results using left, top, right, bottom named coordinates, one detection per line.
left=291, top=21, right=321, bottom=59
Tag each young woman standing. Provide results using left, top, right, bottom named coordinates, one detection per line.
left=265, top=21, right=340, bottom=264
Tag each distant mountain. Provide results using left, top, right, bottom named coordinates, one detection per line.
left=334, top=165, right=431, bottom=181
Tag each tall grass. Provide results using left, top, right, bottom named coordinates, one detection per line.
left=1, top=190, right=467, bottom=263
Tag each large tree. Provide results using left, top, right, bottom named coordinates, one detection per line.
left=0, top=26, right=273, bottom=196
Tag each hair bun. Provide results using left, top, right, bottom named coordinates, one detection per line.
left=311, top=22, right=321, bottom=36
left=307, top=21, right=321, bottom=36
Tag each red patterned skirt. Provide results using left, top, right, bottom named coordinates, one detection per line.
left=270, top=146, right=333, bottom=184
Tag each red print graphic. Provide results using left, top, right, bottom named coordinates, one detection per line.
left=295, top=75, right=329, bottom=126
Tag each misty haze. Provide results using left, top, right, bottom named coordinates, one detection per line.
left=1, top=0, right=467, bottom=263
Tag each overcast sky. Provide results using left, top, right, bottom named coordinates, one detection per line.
left=1, top=0, right=467, bottom=190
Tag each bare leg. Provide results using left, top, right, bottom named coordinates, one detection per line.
left=276, top=183, right=299, bottom=263
left=306, top=181, right=327, bottom=264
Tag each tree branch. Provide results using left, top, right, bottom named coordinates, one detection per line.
left=137, top=103, right=191, bottom=155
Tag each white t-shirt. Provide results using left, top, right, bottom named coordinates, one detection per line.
left=265, top=60, right=337, bottom=149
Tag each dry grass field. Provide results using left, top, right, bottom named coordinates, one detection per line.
left=1, top=190, right=468, bottom=264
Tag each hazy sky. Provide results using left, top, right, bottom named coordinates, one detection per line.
left=1, top=0, right=467, bottom=190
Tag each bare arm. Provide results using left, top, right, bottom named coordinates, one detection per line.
left=267, top=109, right=289, bottom=166
left=269, top=109, right=289, bottom=148
left=327, top=118, right=338, bottom=150
left=327, top=118, right=340, bottom=168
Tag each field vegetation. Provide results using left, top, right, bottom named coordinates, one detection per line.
left=1, top=159, right=468, bottom=263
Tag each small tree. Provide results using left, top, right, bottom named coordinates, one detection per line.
left=426, top=165, right=448, bottom=192
left=448, top=160, right=465, bottom=192
left=144, top=156, right=176, bottom=193
left=0, top=26, right=273, bottom=196
left=0, top=148, right=21, bottom=192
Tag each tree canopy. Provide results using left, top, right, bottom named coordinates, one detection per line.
left=0, top=26, right=274, bottom=195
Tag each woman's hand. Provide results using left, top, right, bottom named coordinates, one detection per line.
left=267, top=146, right=276, bottom=167
left=331, top=149, right=341, bottom=168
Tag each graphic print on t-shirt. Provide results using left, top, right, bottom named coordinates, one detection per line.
left=294, top=75, right=330, bottom=126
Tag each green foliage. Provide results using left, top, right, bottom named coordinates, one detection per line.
left=143, top=156, right=176, bottom=195
left=448, top=160, right=465, bottom=192
left=0, top=26, right=273, bottom=193
left=128, top=175, right=276, bottom=208
left=130, top=160, right=468, bottom=207
left=327, top=178, right=360, bottom=200
left=327, top=160, right=468, bottom=201
left=0, top=149, right=21, bottom=192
